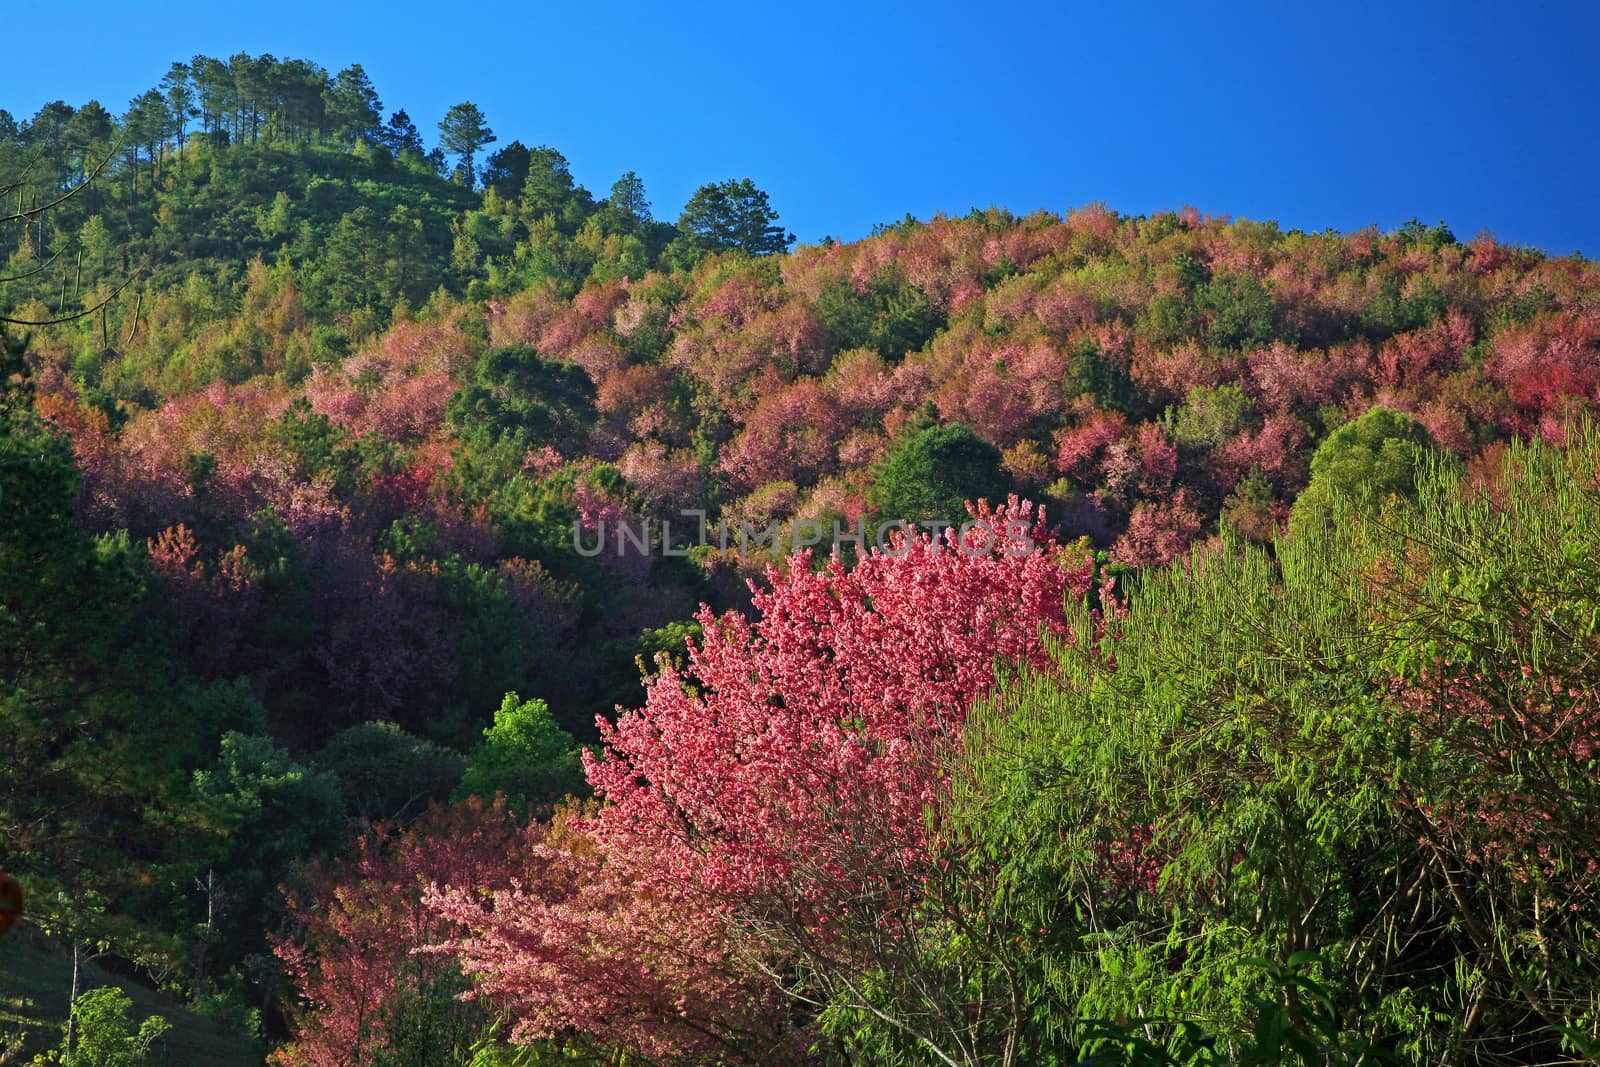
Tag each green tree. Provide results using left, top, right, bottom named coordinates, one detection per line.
left=1196, top=270, right=1280, bottom=349
left=63, top=101, right=115, bottom=182
left=868, top=422, right=1007, bottom=524
left=1288, top=405, right=1436, bottom=537
left=120, top=91, right=169, bottom=208
left=316, top=722, right=466, bottom=824
left=0, top=333, right=190, bottom=901
left=676, top=177, right=792, bottom=256
left=189, top=55, right=232, bottom=142
left=380, top=108, right=424, bottom=157
left=916, top=431, right=1600, bottom=1064
left=481, top=139, right=531, bottom=199
left=436, top=102, right=495, bottom=189
left=325, top=64, right=383, bottom=146
left=813, top=266, right=942, bottom=361
left=454, top=693, right=584, bottom=815
left=159, top=62, right=195, bottom=163
left=518, top=145, right=592, bottom=230
left=316, top=206, right=387, bottom=309
left=446, top=345, right=597, bottom=454
left=188, top=732, right=345, bottom=974
left=45, top=987, right=170, bottom=1067
left=607, top=170, right=651, bottom=227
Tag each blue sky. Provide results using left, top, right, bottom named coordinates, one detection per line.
left=4, top=0, right=1597, bottom=255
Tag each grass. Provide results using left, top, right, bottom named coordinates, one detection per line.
left=0, top=925, right=265, bottom=1066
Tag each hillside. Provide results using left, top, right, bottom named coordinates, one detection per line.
left=0, top=928, right=263, bottom=1065
left=4, top=52, right=1600, bottom=1066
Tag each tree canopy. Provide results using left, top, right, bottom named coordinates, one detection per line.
left=676, top=176, right=794, bottom=255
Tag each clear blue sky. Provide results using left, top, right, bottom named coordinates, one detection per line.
left=5, top=0, right=1598, bottom=255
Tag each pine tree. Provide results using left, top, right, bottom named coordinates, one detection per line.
left=436, top=102, right=495, bottom=189
left=677, top=177, right=793, bottom=255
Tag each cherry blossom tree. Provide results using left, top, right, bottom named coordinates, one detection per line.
left=429, top=500, right=1093, bottom=1061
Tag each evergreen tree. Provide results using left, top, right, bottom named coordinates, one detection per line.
left=868, top=422, right=1007, bottom=523
left=676, top=177, right=793, bottom=255
left=436, top=101, right=495, bottom=189
left=380, top=107, right=425, bottom=156
left=159, top=61, right=195, bottom=162
left=324, top=63, right=382, bottom=145
left=607, top=170, right=652, bottom=226
left=481, top=139, right=531, bottom=198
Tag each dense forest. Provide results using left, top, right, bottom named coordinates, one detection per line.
left=3, top=53, right=1600, bottom=1066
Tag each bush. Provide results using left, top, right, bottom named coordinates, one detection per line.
left=868, top=422, right=1007, bottom=524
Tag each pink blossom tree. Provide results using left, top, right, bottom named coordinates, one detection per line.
left=429, top=500, right=1093, bottom=1060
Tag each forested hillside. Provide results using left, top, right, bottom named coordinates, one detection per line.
left=3, top=53, right=1600, bottom=1066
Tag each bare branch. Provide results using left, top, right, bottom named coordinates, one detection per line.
left=0, top=280, right=128, bottom=327
left=0, top=139, right=122, bottom=225
left=0, top=245, right=65, bottom=284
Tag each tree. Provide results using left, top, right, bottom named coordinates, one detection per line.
left=607, top=170, right=651, bottom=226
left=813, top=266, right=942, bottom=361
left=436, top=102, right=494, bottom=189
left=325, top=64, right=382, bottom=146
left=480, top=140, right=530, bottom=199
left=188, top=732, right=346, bottom=970
left=160, top=62, right=195, bottom=165
left=519, top=145, right=591, bottom=226
left=717, top=378, right=845, bottom=492
left=445, top=344, right=597, bottom=454
left=0, top=332, right=190, bottom=900
left=315, top=722, right=465, bottom=824
left=918, top=431, right=1600, bottom=1063
left=432, top=502, right=1091, bottom=1063
left=64, top=100, right=115, bottom=181
left=452, top=692, right=583, bottom=815
left=1288, top=405, right=1436, bottom=537
left=379, top=108, right=424, bottom=157
left=869, top=422, right=1007, bottom=523
left=189, top=54, right=232, bottom=140
left=120, top=91, right=169, bottom=208
left=677, top=177, right=793, bottom=255
left=273, top=799, right=528, bottom=1067
left=50, top=987, right=171, bottom=1067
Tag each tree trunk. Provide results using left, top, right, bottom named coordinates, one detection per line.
left=65, top=937, right=81, bottom=1057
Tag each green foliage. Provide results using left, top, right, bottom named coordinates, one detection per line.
left=1076, top=954, right=1390, bottom=1065
left=814, top=266, right=943, bottom=360
left=366, top=963, right=483, bottom=1067
left=325, top=64, right=383, bottom=147
left=447, top=345, right=597, bottom=458
left=317, top=722, right=467, bottom=823
left=185, top=975, right=262, bottom=1044
left=635, top=619, right=702, bottom=670
left=1394, top=218, right=1457, bottom=252
left=38, top=987, right=170, bottom=1067
left=1288, top=406, right=1435, bottom=536
left=868, top=422, right=1007, bottom=523
left=454, top=694, right=584, bottom=815
left=889, top=431, right=1600, bottom=1063
left=1165, top=382, right=1252, bottom=450
left=187, top=732, right=345, bottom=962
left=1067, top=337, right=1136, bottom=415
left=674, top=177, right=793, bottom=257
left=1196, top=270, right=1281, bottom=349
left=4, top=123, right=475, bottom=390
left=437, top=102, right=496, bottom=189
left=1, top=333, right=192, bottom=898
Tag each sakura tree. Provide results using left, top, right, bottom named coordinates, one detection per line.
left=432, top=498, right=1093, bottom=1061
